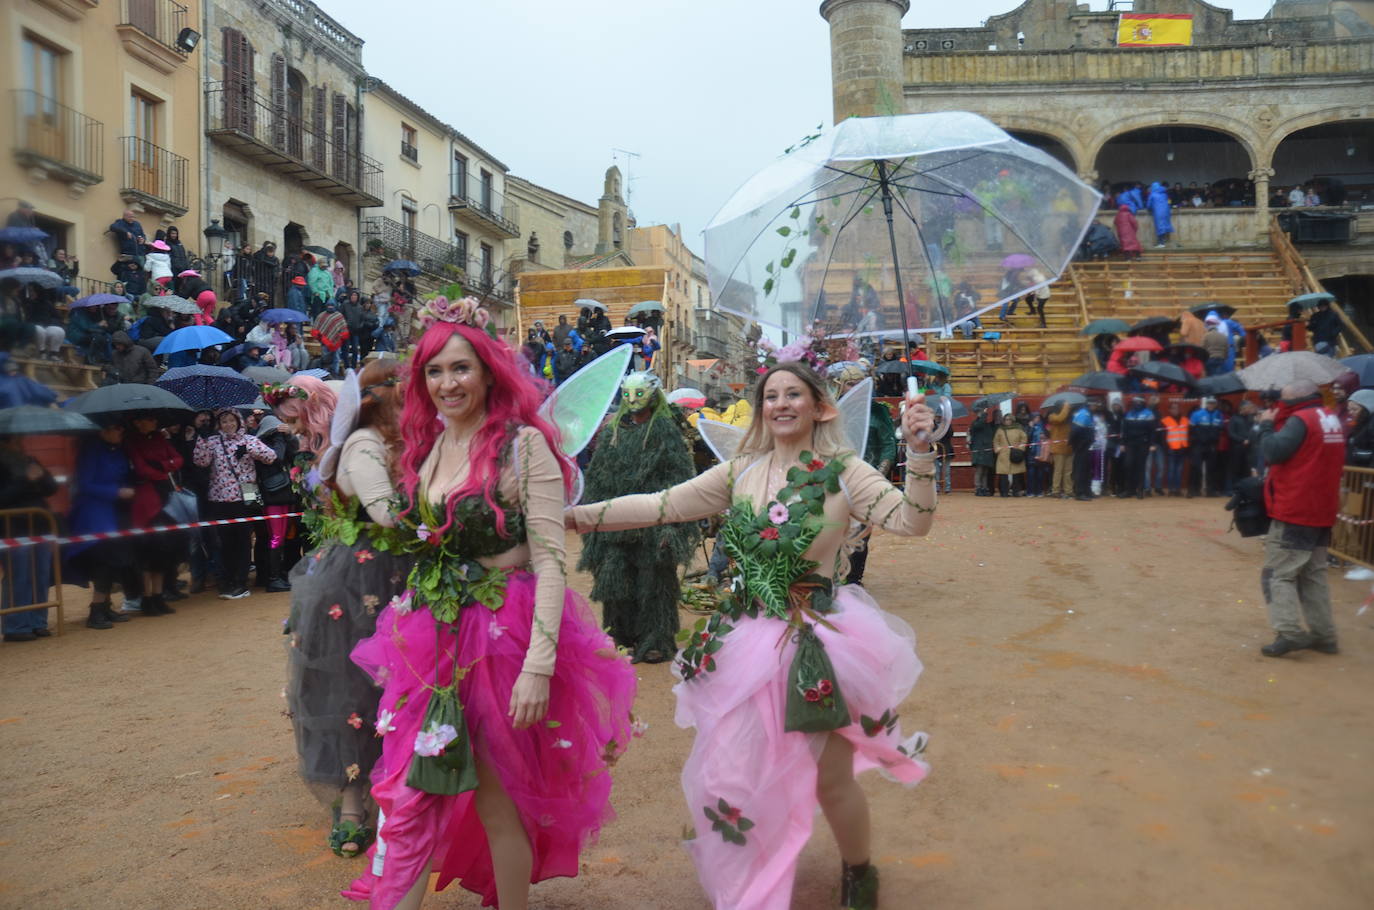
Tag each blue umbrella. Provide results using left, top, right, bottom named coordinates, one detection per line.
left=0, top=267, right=63, bottom=289
left=297, top=368, right=330, bottom=379
left=0, top=226, right=50, bottom=246
left=154, top=324, right=235, bottom=355
left=71, top=292, right=129, bottom=309
left=1341, top=354, right=1374, bottom=388
left=259, top=307, right=310, bottom=324
left=155, top=365, right=258, bottom=410
left=384, top=260, right=420, bottom=276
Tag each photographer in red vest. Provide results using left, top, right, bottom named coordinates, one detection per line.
left=1256, top=380, right=1346, bottom=657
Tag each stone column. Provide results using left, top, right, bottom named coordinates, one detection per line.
left=820, top=0, right=911, bottom=123
left=1249, top=166, right=1275, bottom=245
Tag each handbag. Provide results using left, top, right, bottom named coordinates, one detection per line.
left=1009, top=447, right=1026, bottom=464
left=218, top=435, right=263, bottom=508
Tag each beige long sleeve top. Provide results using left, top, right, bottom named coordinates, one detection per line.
left=335, top=428, right=398, bottom=527
left=569, top=448, right=936, bottom=579
left=420, top=426, right=567, bottom=678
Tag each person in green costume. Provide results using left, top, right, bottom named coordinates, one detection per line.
left=578, top=371, right=700, bottom=663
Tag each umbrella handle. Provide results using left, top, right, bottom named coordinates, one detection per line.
left=907, top=377, right=953, bottom=444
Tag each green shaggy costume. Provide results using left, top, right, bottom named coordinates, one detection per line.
left=578, top=374, right=700, bottom=663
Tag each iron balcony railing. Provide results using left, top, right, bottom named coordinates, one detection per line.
left=120, top=0, right=189, bottom=52
left=449, top=185, right=520, bottom=237
left=119, top=136, right=188, bottom=212
left=362, top=215, right=464, bottom=275
left=78, top=276, right=118, bottom=298
left=11, top=90, right=103, bottom=184
left=401, top=140, right=418, bottom=162
left=205, top=82, right=382, bottom=205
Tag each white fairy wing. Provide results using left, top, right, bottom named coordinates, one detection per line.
left=319, top=368, right=360, bottom=480
left=537, top=345, right=633, bottom=458
left=837, top=377, right=873, bottom=457
left=697, top=418, right=747, bottom=463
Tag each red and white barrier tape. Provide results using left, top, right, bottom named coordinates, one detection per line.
left=0, top=511, right=304, bottom=552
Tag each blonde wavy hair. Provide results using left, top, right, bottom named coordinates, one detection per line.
left=736, top=362, right=856, bottom=459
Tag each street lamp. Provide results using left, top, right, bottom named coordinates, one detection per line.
left=203, top=219, right=227, bottom=292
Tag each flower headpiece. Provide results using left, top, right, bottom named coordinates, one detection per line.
left=417, top=294, right=490, bottom=332
left=261, top=382, right=309, bottom=407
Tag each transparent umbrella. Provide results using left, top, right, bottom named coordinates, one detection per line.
left=704, top=112, right=1099, bottom=347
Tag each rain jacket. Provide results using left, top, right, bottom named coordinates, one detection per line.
left=1047, top=404, right=1073, bottom=456
left=1113, top=205, right=1141, bottom=254
left=1146, top=182, right=1173, bottom=236
left=307, top=264, right=334, bottom=306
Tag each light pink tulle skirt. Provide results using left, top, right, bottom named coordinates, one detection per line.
left=343, top=571, right=637, bottom=909
left=676, top=583, right=929, bottom=910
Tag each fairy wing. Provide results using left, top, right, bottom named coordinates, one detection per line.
left=697, top=418, right=747, bottom=463
left=837, top=377, right=873, bottom=457
left=318, top=368, right=360, bottom=480
left=537, top=344, right=633, bottom=458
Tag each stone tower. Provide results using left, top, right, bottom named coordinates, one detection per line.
left=595, top=165, right=628, bottom=255
left=819, top=0, right=910, bottom=123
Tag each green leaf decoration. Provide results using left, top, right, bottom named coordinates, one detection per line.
left=780, top=249, right=796, bottom=269
left=790, top=206, right=801, bottom=219
left=763, top=278, right=775, bottom=294
left=765, top=261, right=774, bottom=274
left=776, top=226, right=791, bottom=237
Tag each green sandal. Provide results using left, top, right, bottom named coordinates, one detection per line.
left=840, top=861, right=879, bottom=910
left=327, top=804, right=374, bottom=857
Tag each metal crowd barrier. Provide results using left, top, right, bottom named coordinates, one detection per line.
left=0, top=509, right=63, bottom=635
left=1331, top=466, right=1374, bottom=570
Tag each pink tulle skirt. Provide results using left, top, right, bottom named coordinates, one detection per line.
left=343, top=571, right=637, bottom=909
left=675, top=583, right=929, bottom=910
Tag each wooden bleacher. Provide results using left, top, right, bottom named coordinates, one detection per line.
left=12, top=347, right=105, bottom=399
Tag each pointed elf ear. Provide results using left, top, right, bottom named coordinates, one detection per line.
left=815, top=401, right=840, bottom=423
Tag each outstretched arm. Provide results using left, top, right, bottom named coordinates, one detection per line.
left=567, top=458, right=737, bottom=533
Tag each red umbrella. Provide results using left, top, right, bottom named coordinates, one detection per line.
left=1114, top=336, right=1163, bottom=353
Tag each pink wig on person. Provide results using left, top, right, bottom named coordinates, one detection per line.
left=398, top=321, right=575, bottom=538
left=195, top=289, right=217, bottom=320
left=272, top=375, right=338, bottom=454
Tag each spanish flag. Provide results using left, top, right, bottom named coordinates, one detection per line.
left=1117, top=14, right=1194, bottom=47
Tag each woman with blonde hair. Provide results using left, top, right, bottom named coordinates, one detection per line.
left=570, top=361, right=937, bottom=910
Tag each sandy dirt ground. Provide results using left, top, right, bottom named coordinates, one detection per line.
left=1, top=495, right=1371, bottom=910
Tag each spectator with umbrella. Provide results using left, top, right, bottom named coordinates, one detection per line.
left=192, top=408, right=276, bottom=599
left=66, top=421, right=139, bottom=629
left=109, top=331, right=159, bottom=384
left=68, top=297, right=117, bottom=364
left=1202, top=315, right=1230, bottom=375
left=1118, top=395, right=1157, bottom=499
left=21, top=284, right=65, bottom=361
left=969, top=405, right=998, bottom=495
left=124, top=412, right=185, bottom=616
left=1045, top=400, right=1074, bottom=498
left=993, top=411, right=1028, bottom=497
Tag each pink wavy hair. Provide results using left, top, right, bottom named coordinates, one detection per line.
left=272, top=375, right=338, bottom=454
left=399, top=322, right=574, bottom=537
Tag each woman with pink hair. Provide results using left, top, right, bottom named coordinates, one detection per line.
left=270, top=371, right=414, bottom=859
left=343, top=297, right=636, bottom=910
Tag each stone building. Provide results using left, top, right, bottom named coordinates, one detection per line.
left=2, top=0, right=203, bottom=285
left=821, top=0, right=1374, bottom=286
left=358, top=79, right=518, bottom=328
left=201, top=0, right=379, bottom=294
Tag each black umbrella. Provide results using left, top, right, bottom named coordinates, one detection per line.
left=1067, top=371, right=1125, bottom=391
left=1188, top=303, right=1236, bottom=320
left=1129, top=360, right=1196, bottom=388
left=1129, top=316, right=1179, bottom=335
left=971, top=391, right=1016, bottom=411
left=0, top=406, right=99, bottom=436
left=927, top=395, right=969, bottom=419
left=66, top=383, right=193, bottom=426
left=1081, top=318, right=1130, bottom=336
left=1041, top=391, right=1087, bottom=410
left=303, top=245, right=334, bottom=259
left=876, top=359, right=909, bottom=375
left=1196, top=372, right=1246, bottom=396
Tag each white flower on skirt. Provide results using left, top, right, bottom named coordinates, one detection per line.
left=375, top=708, right=398, bottom=737
left=414, top=721, right=459, bottom=757
left=552, top=738, right=573, bottom=749
left=488, top=622, right=508, bottom=640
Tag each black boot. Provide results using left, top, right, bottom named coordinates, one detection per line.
left=265, top=550, right=291, bottom=593
left=86, top=603, right=114, bottom=630
left=841, top=861, right=879, bottom=910
left=147, top=594, right=176, bottom=615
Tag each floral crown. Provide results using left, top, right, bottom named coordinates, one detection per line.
left=261, top=382, right=309, bottom=407
left=417, top=294, right=491, bottom=332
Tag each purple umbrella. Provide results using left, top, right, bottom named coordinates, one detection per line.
left=1000, top=253, right=1037, bottom=269
left=71, top=292, right=128, bottom=309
